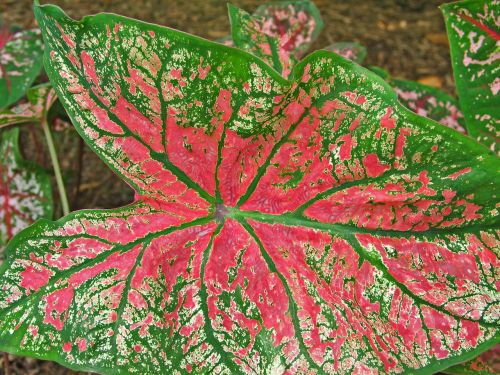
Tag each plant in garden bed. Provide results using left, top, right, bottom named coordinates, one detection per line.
left=0, top=1, right=498, bottom=375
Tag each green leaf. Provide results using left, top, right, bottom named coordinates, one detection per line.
left=0, top=28, right=44, bottom=110
left=441, top=0, right=499, bottom=154
left=324, top=42, right=367, bottom=64
left=0, top=84, right=57, bottom=128
left=0, top=127, right=53, bottom=259
left=0, top=4, right=498, bottom=374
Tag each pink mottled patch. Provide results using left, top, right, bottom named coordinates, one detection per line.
left=447, top=167, right=472, bottom=180
left=44, top=287, right=74, bottom=331
left=20, top=265, right=52, bottom=292
left=363, top=154, right=389, bottom=177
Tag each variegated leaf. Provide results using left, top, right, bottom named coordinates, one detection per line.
left=221, top=0, right=323, bottom=65
left=0, top=84, right=57, bottom=128
left=229, top=4, right=296, bottom=77
left=253, top=0, right=324, bottom=59
left=324, top=42, right=367, bottom=64
left=0, top=4, right=498, bottom=375
left=441, top=0, right=499, bottom=154
left=0, top=28, right=44, bottom=110
left=0, top=127, right=53, bottom=259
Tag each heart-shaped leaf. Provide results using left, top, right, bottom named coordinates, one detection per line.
left=0, top=84, right=57, bottom=128
left=0, top=28, right=44, bottom=110
left=0, top=4, right=498, bottom=374
left=324, top=42, right=367, bottom=64
left=441, top=0, right=499, bottom=154
left=0, top=127, right=53, bottom=258
left=391, top=79, right=467, bottom=133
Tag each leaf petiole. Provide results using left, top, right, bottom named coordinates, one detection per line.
left=41, top=116, right=69, bottom=216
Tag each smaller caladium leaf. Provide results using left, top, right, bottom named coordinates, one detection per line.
left=392, top=79, right=467, bottom=133
left=0, top=127, right=52, bottom=258
left=0, top=84, right=57, bottom=128
left=225, top=1, right=323, bottom=77
left=324, top=42, right=367, bottom=64
left=0, top=28, right=44, bottom=110
left=253, top=0, right=323, bottom=59
left=228, top=4, right=296, bottom=77
left=444, top=346, right=500, bottom=375
left=441, top=0, right=499, bottom=154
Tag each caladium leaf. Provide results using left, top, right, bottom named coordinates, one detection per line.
left=253, top=0, right=323, bottom=60
left=441, top=0, right=499, bottom=154
left=0, top=127, right=52, bottom=258
left=0, top=28, right=44, bottom=110
left=392, top=79, right=467, bottom=133
left=0, top=84, right=57, bottom=128
left=324, top=42, right=367, bottom=64
left=222, top=0, right=323, bottom=66
left=0, top=4, right=498, bottom=374
left=229, top=4, right=296, bottom=77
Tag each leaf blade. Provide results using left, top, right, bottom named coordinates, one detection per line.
left=0, top=4, right=498, bottom=374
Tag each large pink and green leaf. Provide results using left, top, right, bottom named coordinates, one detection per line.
left=0, top=84, right=57, bottom=128
left=0, top=28, right=44, bottom=110
left=441, top=0, right=499, bottom=154
left=0, top=3, right=498, bottom=374
left=0, top=127, right=53, bottom=258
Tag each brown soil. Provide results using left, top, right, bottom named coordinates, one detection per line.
left=0, top=0, right=455, bottom=374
